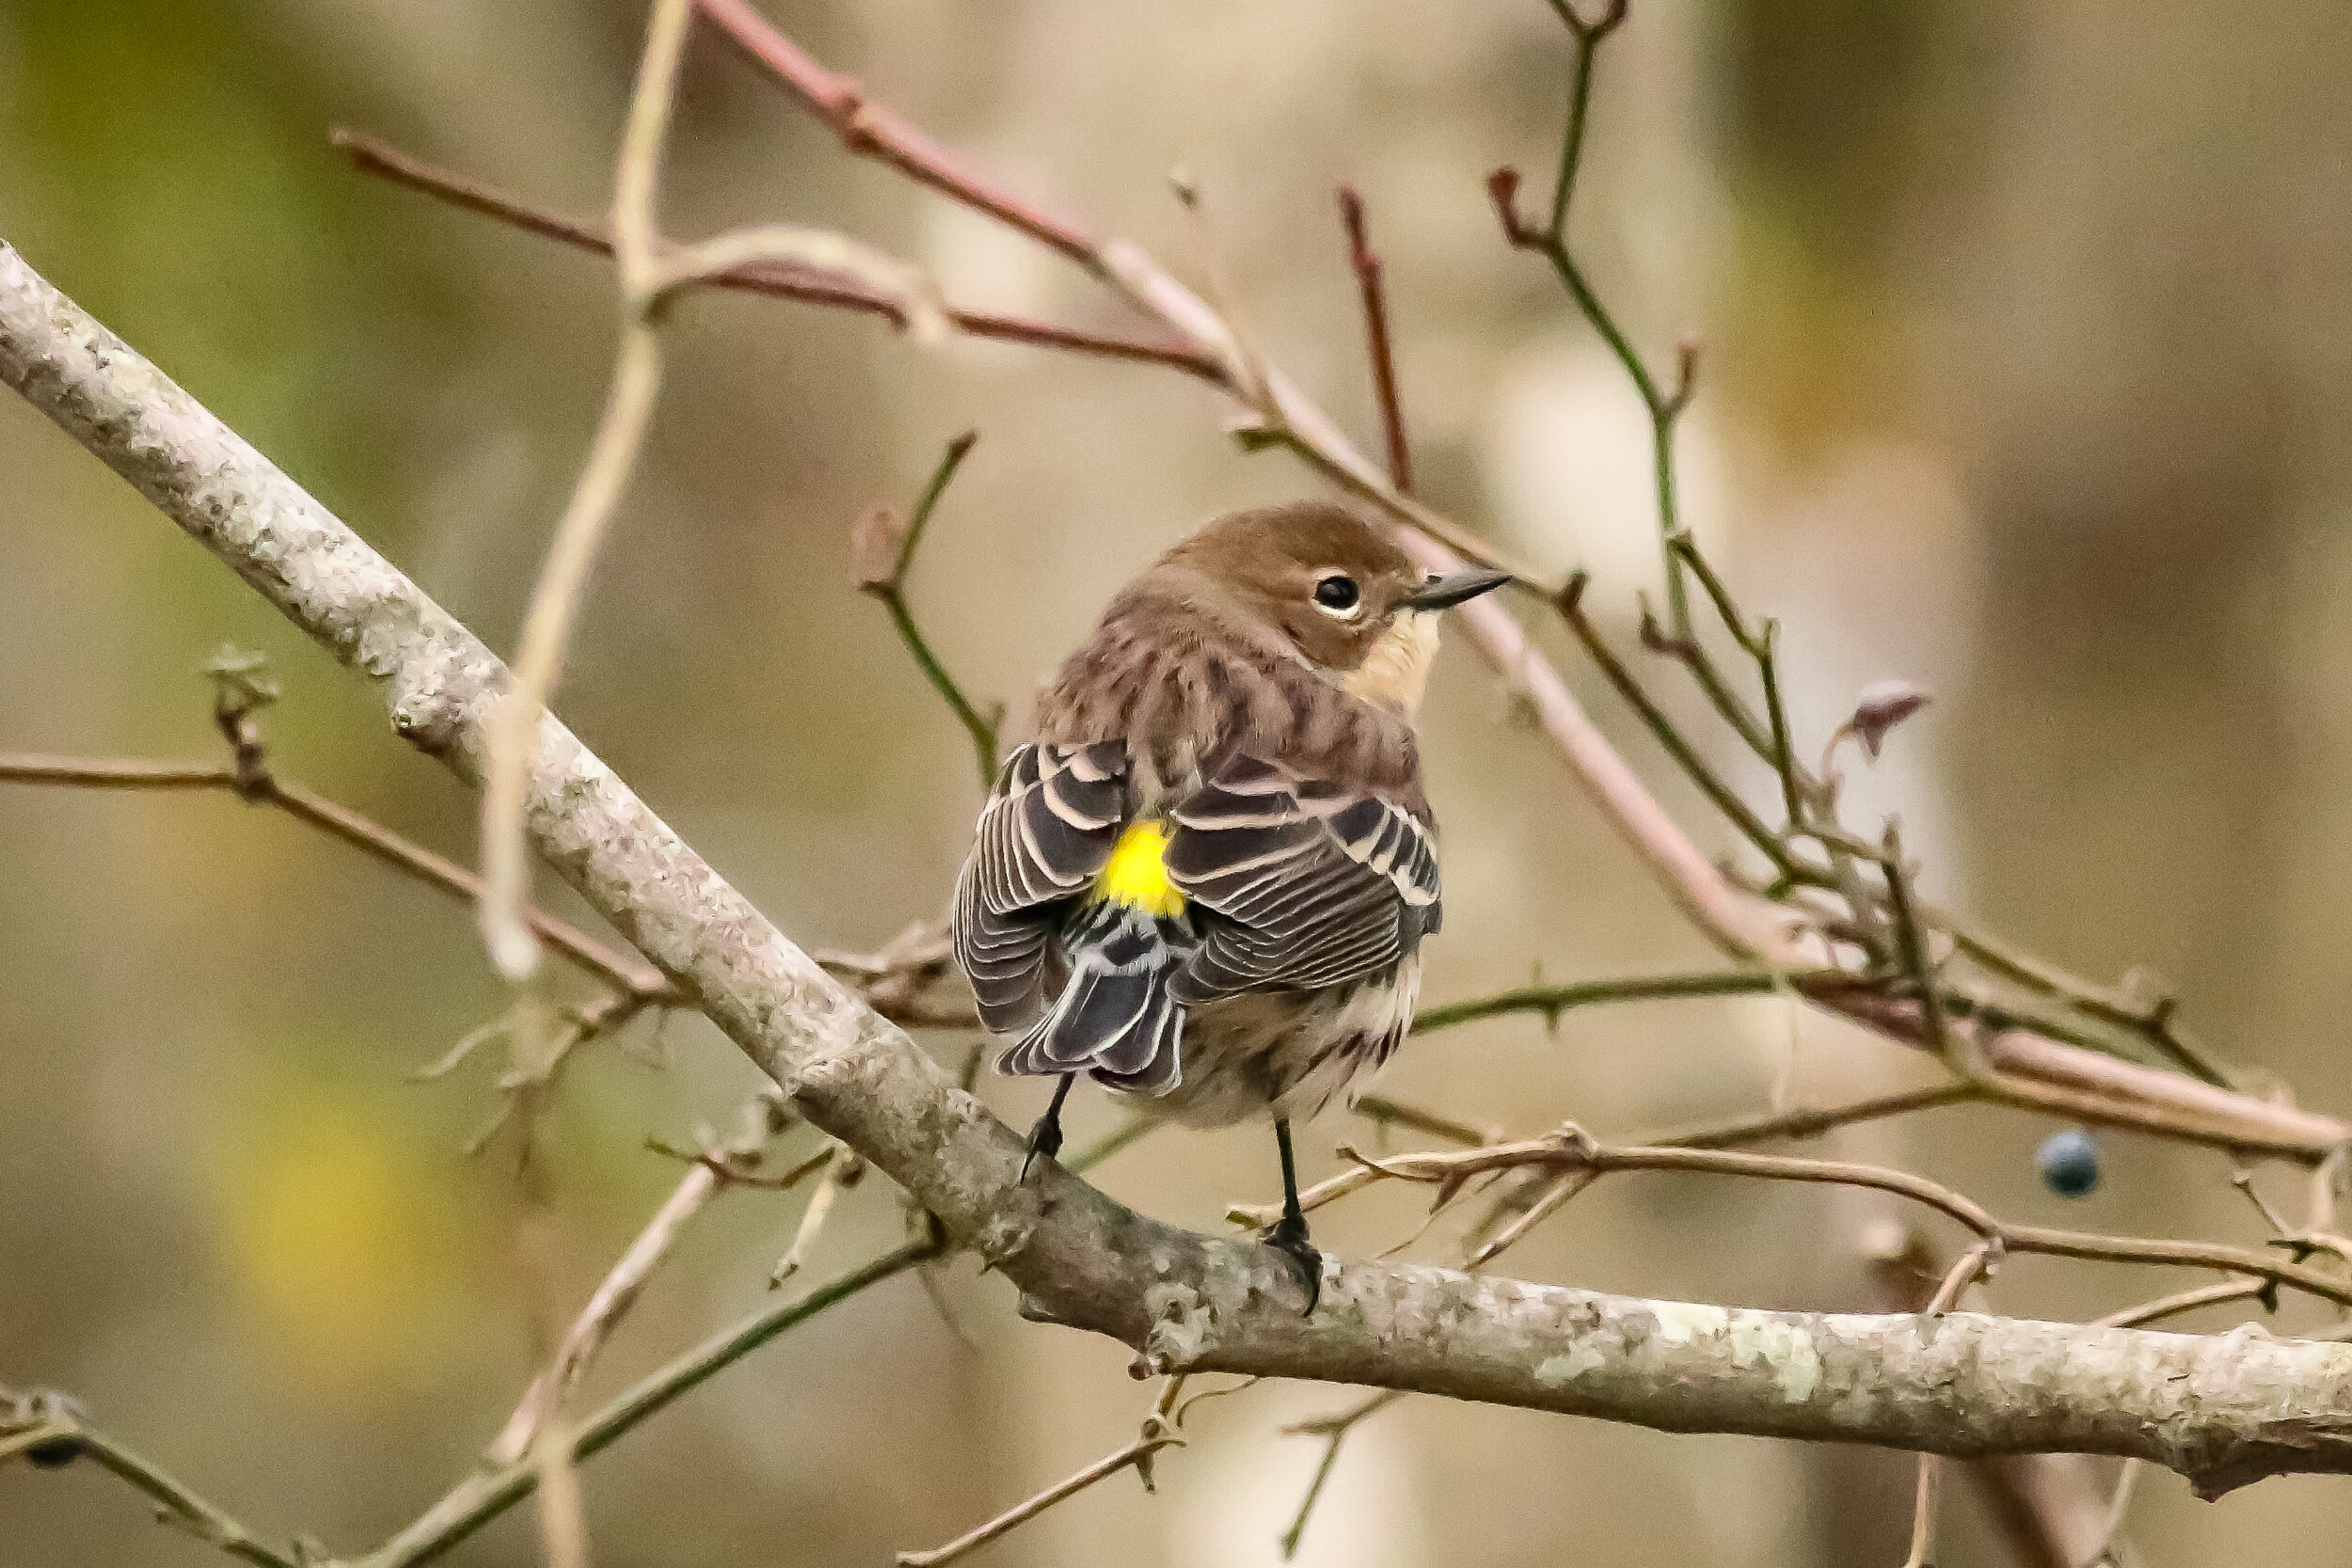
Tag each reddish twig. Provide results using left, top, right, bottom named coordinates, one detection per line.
left=332, top=129, right=1223, bottom=383
left=1336, top=185, right=1410, bottom=492
left=690, top=0, right=1104, bottom=269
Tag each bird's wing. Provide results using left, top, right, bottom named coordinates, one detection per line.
left=1163, top=752, right=1439, bottom=1000
left=951, top=740, right=1130, bottom=1032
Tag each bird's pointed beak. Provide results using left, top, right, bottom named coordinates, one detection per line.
left=1398, top=566, right=1514, bottom=611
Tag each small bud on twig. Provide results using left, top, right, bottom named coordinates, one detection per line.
left=1664, top=336, right=1701, bottom=417
left=1847, top=680, right=1932, bottom=760
left=1486, top=167, right=1535, bottom=247
left=851, top=506, right=908, bottom=594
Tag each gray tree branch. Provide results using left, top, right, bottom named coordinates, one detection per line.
left=7, top=238, right=2352, bottom=1499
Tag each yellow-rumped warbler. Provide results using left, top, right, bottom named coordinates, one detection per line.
left=950, top=500, right=1508, bottom=1304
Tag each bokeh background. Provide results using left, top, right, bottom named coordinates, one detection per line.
left=6, top=1, right=2352, bottom=1563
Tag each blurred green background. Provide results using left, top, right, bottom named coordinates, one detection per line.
left=6, top=1, right=2352, bottom=1563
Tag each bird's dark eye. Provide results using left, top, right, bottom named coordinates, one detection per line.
left=1313, top=575, right=1360, bottom=612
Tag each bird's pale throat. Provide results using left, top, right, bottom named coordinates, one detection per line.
left=1343, top=610, right=1441, bottom=712
left=1094, top=820, right=1186, bottom=917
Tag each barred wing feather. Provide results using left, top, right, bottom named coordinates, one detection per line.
left=951, top=741, right=1129, bottom=1032
left=1163, top=753, right=1439, bottom=1001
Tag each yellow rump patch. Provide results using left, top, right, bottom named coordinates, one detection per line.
left=1096, top=820, right=1186, bottom=918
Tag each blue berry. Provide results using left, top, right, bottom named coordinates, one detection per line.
left=2037, top=1130, right=2101, bottom=1197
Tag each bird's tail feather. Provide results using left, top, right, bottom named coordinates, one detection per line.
left=997, top=902, right=1186, bottom=1095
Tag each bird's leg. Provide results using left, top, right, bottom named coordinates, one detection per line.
left=1022, top=1073, right=1075, bottom=1179
left=1260, top=1117, right=1325, bottom=1313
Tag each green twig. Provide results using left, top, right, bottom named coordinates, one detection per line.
left=1753, top=619, right=1805, bottom=833
left=1495, top=0, right=1690, bottom=631
left=862, top=431, right=1000, bottom=789
left=1637, top=600, right=1774, bottom=759
left=1352, top=1095, right=1501, bottom=1147
left=1655, top=534, right=1816, bottom=836
left=356, top=1238, right=939, bottom=1568
left=1556, top=577, right=1803, bottom=880
left=0, top=1397, right=304, bottom=1568
left=1411, top=969, right=1809, bottom=1035
left=1640, top=1082, right=1980, bottom=1149
left=1279, top=1433, right=1346, bottom=1560
left=1944, top=922, right=2240, bottom=1090
left=1278, top=1389, right=1405, bottom=1560
left=1067, top=1114, right=1157, bottom=1175
left=1878, top=824, right=1954, bottom=1056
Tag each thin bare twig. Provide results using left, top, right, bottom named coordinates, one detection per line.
left=1410, top=968, right=1815, bottom=1033
left=487, top=1095, right=794, bottom=1467
left=690, top=0, right=1531, bottom=585
left=1229, top=1080, right=1976, bottom=1230
left=352, top=1239, right=941, bottom=1568
left=0, top=1390, right=302, bottom=1568
left=1861, top=1226, right=2153, bottom=1568
left=333, top=129, right=1224, bottom=379
left=894, top=1377, right=1193, bottom=1567
left=2093, top=1282, right=2270, bottom=1331
left=2084, top=1460, right=2144, bottom=1568
left=855, top=431, right=999, bottom=787
left=1490, top=0, right=1689, bottom=630
left=1643, top=1083, right=1981, bottom=1149
left=644, top=223, right=948, bottom=337
left=454, top=988, right=667, bottom=1156
left=1337, top=186, right=1410, bottom=492
left=1467, top=1168, right=1599, bottom=1267
left=0, top=743, right=665, bottom=999
left=1899, top=1448, right=1943, bottom=1568
left=1332, top=1130, right=2352, bottom=1309
left=771, top=1145, right=864, bottom=1285
left=479, top=0, right=691, bottom=980
left=814, top=918, right=982, bottom=1028
left=474, top=17, right=701, bottom=1568
left=1460, top=1075, right=1885, bottom=1268
left=1558, top=574, right=1801, bottom=879
left=1279, top=1388, right=1405, bottom=1560
left=1065, top=1114, right=1158, bottom=1175
left=1351, top=1095, right=1501, bottom=1148
left=1943, top=922, right=2241, bottom=1091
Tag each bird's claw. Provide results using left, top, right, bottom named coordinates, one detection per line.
left=1260, top=1213, right=1325, bottom=1315
left=1021, top=1111, right=1064, bottom=1180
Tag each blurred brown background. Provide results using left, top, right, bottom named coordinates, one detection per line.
left=6, top=0, right=2352, bottom=1563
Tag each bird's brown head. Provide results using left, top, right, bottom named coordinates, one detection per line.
left=1154, top=501, right=1512, bottom=710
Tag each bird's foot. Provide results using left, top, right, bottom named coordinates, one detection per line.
left=1259, top=1212, right=1325, bottom=1315
left=1021, top=1109, right=1064, bottom=1180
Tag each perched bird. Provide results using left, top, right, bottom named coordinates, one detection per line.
left=950, top=499, right=1510, bottom=1307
